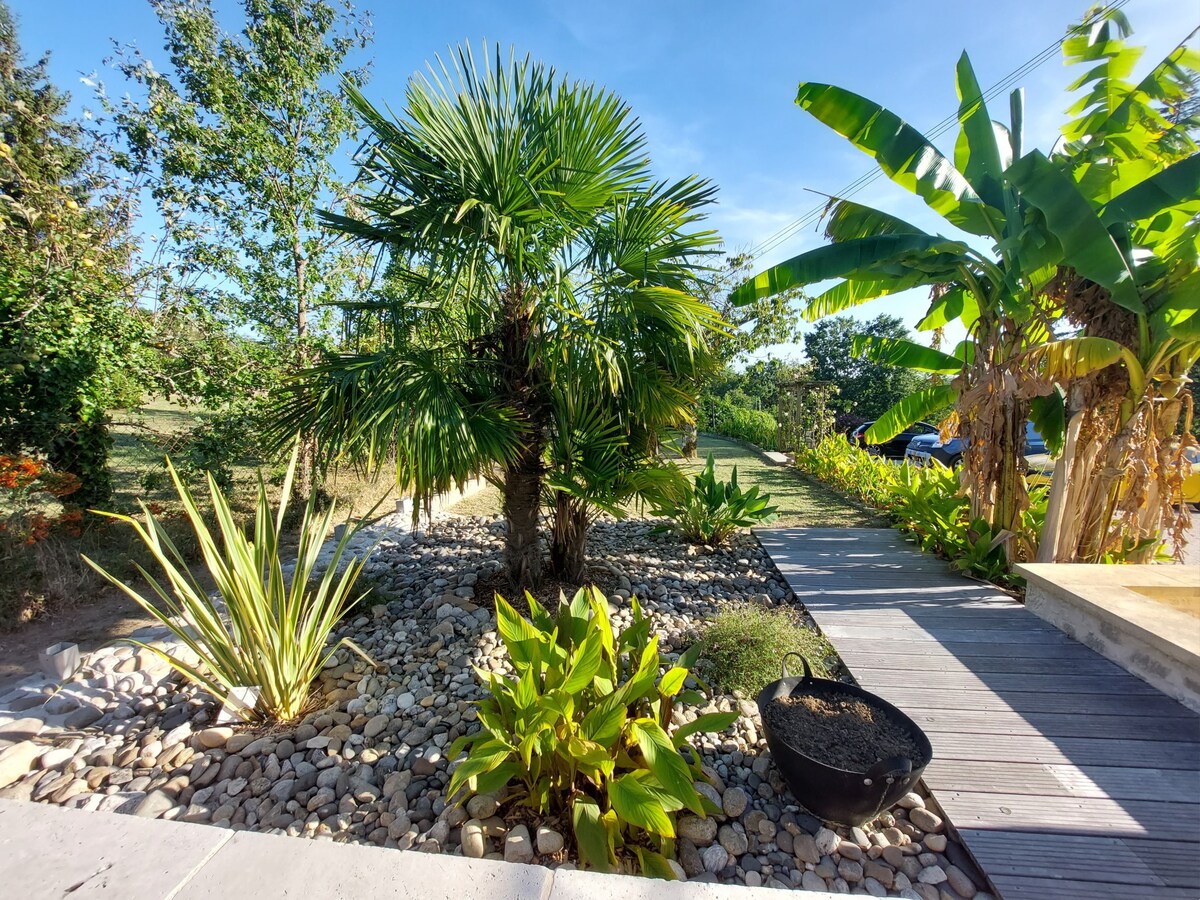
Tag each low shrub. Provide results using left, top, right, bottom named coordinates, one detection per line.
left=706, top=397, right=777, bottom=450
left=795, top=436, right=1047, bottom=584
left=700, top=604, right=834, bottom=698
left=649, top=454, right=778, bottom=545
left=85, top=445, right=374, bottom=721
left=448, top=587, right=736, bottom=877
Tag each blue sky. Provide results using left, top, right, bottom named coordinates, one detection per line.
left=9, top=0, right=1196, bottom=361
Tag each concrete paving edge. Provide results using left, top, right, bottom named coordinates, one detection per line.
left=0, top=799, right=842, bottom=900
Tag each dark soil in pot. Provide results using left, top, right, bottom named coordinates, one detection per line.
left=763, top=692, right=923, bottom=772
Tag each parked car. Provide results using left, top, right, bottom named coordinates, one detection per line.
left=904, top=421, right=1048, bottom=468
left=1184, top=446, right=1200, bottom=509
left=849, top=420, right=938, bottom=459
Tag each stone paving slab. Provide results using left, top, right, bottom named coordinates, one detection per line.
left=0, top=798, right=233, bottom=899
left=0, top=799, right=842, bottom=900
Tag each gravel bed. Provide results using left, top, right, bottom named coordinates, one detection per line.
left=0, top=513, right=991, bottom=899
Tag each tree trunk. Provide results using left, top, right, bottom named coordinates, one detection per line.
left=503, top=440, right=544, bottom=591
left=680, top=422, right=698, bottom=459
left=549, top=491, right=589, bottom=583
left=292, top=237, right=316, bottom=501
left=498, top=284, right=547, bottom=591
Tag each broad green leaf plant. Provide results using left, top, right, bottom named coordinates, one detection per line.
left=448, top=587, right=736, bottom=877
left=649, top=454, right=778, bottom=545
left=85, top=446, right=374, bottom=721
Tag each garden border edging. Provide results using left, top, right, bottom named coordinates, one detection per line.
left=0, top=799, right=843, bottom=900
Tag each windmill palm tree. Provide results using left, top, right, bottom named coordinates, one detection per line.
left=281, top=45, right=721, bottom=588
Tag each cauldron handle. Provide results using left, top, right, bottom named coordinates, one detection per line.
left=781, top=653, right=813, bottom=682
left=863, top=755, right=913, bottom=787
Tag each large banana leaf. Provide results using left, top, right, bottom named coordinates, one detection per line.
left=1019, top=336, right=1126, bottom=380
left=865, top=383, right=958, bottom=443
left=805, top=270, right=945, bottom=321
left=851, top=335, right=964, bottom=374
left=795, top=82, right=1001, bottom=237
left=1007, top=150, right=1144, bottom=314
left=1099, top=154, right=1200, bottom=228
left=729, top=234, right=968, bottom=306
left=953, top=52, right=1007, bottom=211
left=821, top=199, right=927, bottom=240
left=916, top=287, right=980, bottom=332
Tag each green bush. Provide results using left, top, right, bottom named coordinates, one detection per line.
left=448, top=588, right=736, bottom=877
left=700, top=605, right=834, bottom=698
left=85, top=445, right=374, bottom=721
left=795, top=435, right=1047, bottom=584
left=649, top=454, right=778, bottom=545
left=706, top=397, right=777, bottom=450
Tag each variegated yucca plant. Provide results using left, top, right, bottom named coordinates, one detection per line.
left=448, top=587, right=736, bottom=877
left=85, top=446, right=374, bottom=721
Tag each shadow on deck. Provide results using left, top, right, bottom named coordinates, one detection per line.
left=756, top=527, right=1200, bottom=900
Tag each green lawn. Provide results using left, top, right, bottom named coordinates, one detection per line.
left=442, top=434, right=882, bottom=528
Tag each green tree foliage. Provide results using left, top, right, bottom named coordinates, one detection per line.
left=803, top=315, right=926, bottom=419
left=108, top=0, right=372, bottom=491
left=0, top=2, right=140, bottom=506
left=285, top=46, right=723, bottom=589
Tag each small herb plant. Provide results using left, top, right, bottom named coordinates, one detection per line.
left=650, top=454, right=778, bottom=545
left=700, top=604, right=834, bottom=698
left=448, top=587, right=736, bottom=877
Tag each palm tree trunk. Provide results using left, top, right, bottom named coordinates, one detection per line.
left=549, top=492, right=589, bottom=583
left=502, top=442, right=544, bottom=590
left=499, top=284, right=547, bottom=591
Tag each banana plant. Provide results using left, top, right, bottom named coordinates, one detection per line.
left=732, top=9, right=1198, bottom=563
left=731, top=49, right=1064, bottom=548
left=1011, top=17, right=1200, bottom=562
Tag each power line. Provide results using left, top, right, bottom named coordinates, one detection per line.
left=741, top=0, right=1131, bottom=264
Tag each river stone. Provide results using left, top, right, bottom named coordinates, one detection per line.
left=910, top=808, right=944, bottom=834
left=363, top=715, right=388, bottom=738
left=815, top=826, right=840, bottom=856
left=793, top=832, right=820, bottom=864
left=134, top=790, right=176, bottom=818
left=917, top=865, right=948, bottom=885
left=504, top=824, right=534, bottom=863
left=946, top=865, right=977, bottom=898
left=801, top=870, right=828, bottom=891
left=63, top=706, right=103, bottom=729
left=0, top=743, right=41, bottom=788
left=198, top=727, right=233, bottom=749
left=461, top=819, right=486, bottom=858
left=701, top=844, right=728, bottom=874
left=924, top=833, right=948, bottom=853
left=721, top=786, right=748, bottom=817
left=717, top=824, right=748, bottom=856
left=678, top=815, right=718, bottom=845
left=535, top=826, right=563, bottom=855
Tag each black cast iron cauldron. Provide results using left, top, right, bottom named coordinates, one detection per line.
left=756, top=653, right=932, bottom=826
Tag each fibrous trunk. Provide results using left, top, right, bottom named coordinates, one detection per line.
left=549, top=491, right=590, bottom=583
left=499, top=286, right=547, bottom=591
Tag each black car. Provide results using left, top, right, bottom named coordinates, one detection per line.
left=905, top=421, right=1048, bottom=468
left=849, top=420, right=938, bottom=459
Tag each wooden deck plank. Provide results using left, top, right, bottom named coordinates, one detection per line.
left=919, top=732, right=1200, bottom=769
left=869, top=686, right=1196, bottom=718
left=756, top=526, right=1200, bottom=898
left=936, top=790, right=1198, bottom=839
left=834, top=669, right=1168, bottom=695
left=991, top=875, right=1200, bottom=899
left=925, top=759, right=1200, bottom=802
left=956, top=829, right=1167, bottom=886
left=836, top=649, right=1130, bottom=677
left=831, top=637, right=1116, bottom=660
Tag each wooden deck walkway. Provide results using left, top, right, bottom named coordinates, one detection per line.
left=756, top=527, right=1200, bottom=900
